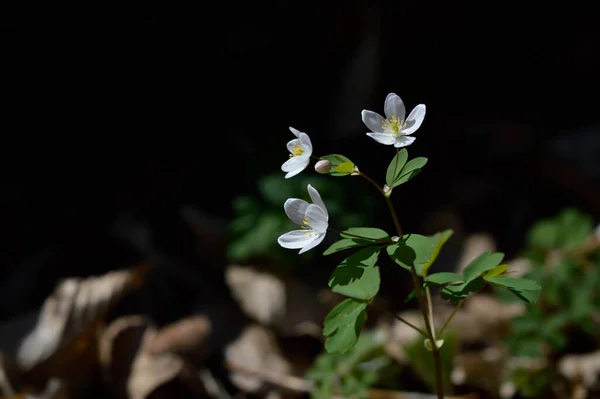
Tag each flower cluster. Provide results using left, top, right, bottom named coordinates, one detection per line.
left=277, top=93, right=426, bottom=253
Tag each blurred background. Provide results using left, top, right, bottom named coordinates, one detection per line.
left=1, top=1, right=600, bottom=398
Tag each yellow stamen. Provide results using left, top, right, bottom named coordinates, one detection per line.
left=289, top=142, right=305, bottom=158
left=381, top=115, right=407, bottom=136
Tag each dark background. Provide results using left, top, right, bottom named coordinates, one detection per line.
left=1, top=0, right=600, bottom=333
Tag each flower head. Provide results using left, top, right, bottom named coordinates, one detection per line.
left=277, top=184, right=328, bottom=254
left=361, top=93, right=426, bottom=148
left=281, top=127, right=313, bottom=178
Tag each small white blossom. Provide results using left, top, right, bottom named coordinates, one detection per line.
left=277, top=184, right=328, bottom=254
left=361, top=93, right=426, bottom=148
left=281, top=127, right=313, bottom=178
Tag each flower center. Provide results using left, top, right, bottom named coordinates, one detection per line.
left=301, top=216, right=313, bottom=235
left=289, top=142, right=305, bottom=158
left=301, top=216, right=311, bottom=228
left=381, top=115, right=406, bottom=136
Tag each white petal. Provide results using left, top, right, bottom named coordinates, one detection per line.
left=307, top=184, right=328, bottom=218
left=403, top=104, right=426, bottom=135
left=305, top=203, right=328, bottom=233
left=298, top=232, right=326, bottom=254
left=289, top=126, right=302, bottom=138
left=281, top=155, right=310, bottom=178
left=394, top=136, right=416, bottom=148
left=287, top=138, right=300, bottom=153
left=361, top=110, right=385, bottom=133
left=299, top=133, right=313, bottom=155
left=283, top=198, right=308, bottom=225
left=366, top=132, right=395, bottom=145
left=278, top=230, right=317, bottom=249
left=384, top=93, right=405, bottom=121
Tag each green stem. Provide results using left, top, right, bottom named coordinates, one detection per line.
left=357, top=162, right=442, bottom=398
left=370, top=302, right=427, bottom=337
left=432, top=346, right=444, bottom=399
left=356, top=171, right=403, bottom=237
left=356, top=171, right=386, bottom=196
left=438, top=299, right=465, bottom=337
left=425, top=286, right=436, bottom=340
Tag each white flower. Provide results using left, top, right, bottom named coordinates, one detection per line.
left=277, top=184, right=328, bottom=254
left=361, top=93, right=426, bottom=148
left=281, top=127, right=313, bottom=178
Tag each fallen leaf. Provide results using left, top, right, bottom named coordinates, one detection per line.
left=224, top=324, right=291, bottom=394
left=13, top=265, right=149, bottom=398
left=558, top=350, right=600, bottom=388
left=225, top=265, right=327, bottom=337
left=145, top=315, right=212, bottom=365
left=127, top=327, right=187, bottom=399
left=225, top=265, right=286, bottom=326
left=17, top=265, right=149, bottom=371
left=97, top=315, right=152, bottom=398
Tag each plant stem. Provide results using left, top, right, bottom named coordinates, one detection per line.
left=356, top=170, right=386, bottom=196
left=370, top=302, right=427, bottom=337
left=359, top=164, right=443, bottom=398
left=408, top=267, right=444, bottom=399
left=425, top=286, right=436, bottom=340
left=438, top=299, right=465, bottom=337
left=384, top=195, right=403, bottom=238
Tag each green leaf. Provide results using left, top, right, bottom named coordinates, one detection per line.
left=421, top=229, right=453, bottom=276
left=558, top=208, right=594, bottom=249
left=386, top=230, right=453, bottom=276
left=392, top=157, right=428, bottom=187
left=336, top=161, right=355, bottom=174
left=526, top=220, right=558, bottom=249
left=340, top=227, right=390, bottom=241
left=487, top=276, right=541, bottom=303
left=323, top=298, right=368, bottom=353
left=323, top=238, right=373, bottom=256
left=258, top=174, right=295, bottom=206
left=462, top=251, right=505, bottom=282
left=486, top=276, right=541, bottom=291
left=483, top=264, right=509, bottom=279
left=332, top=266, right=380, bottom=300
left=320, top=154, right=355, bottom=176
left=386, top=149, right=408, bottom=187
left=386, top=242, right=414, bottom=271
left=440, top=277, right=486, bottom=303
left=425, top=272, right=464, bottom=286
left=329, top=247, right=380, bottom=287
left=404, top=289, right=417, bottom=304
left=507, top=289, right=541, bottom=303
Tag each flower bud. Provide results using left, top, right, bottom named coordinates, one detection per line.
left=314, top=160, right=331, bottom=174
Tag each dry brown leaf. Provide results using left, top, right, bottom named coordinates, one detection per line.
left=127, top=326, right=187, bottom=399
left=11, top=265, right=148, bottom=399
left=97, top=315, right=152, bottom=398
left=451, top=348, right=508, bottom=394
left=17, top=264, right=149, bottom=372
left=225, top=324, right=291, bottom=394
left=435, top=294, right=524, bottom=343
left=145, top=315, right=212, bottom=364
left=225, top=265, right=326, bottom=337
left=558, top=350, right=600, bottom=388
left=368, top=390, right=480, bottom=399
left=225, top=265, right=286, bottom=325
